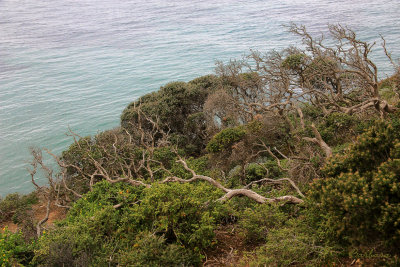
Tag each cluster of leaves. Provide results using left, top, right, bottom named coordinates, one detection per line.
left=0, top=228, right=35, bottom=266
left=121, top=75, right=220, bottom=154
left=316, top=112, right=361, bottom=145
left=33, top=181, right=224, bottom=266
left=206, top=126, right=246, bottom=153
left=310, top=118, right=400, bottom=250
left=379, top=70, right=400, bottom=105
left=241, top=217, right=338, bottom=266
left=0, top=192, right=38, bottom=224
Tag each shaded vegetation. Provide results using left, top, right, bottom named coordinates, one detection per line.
left=2, top=25, right=400, bottom=266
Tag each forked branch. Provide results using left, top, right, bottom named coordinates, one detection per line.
left=163, top=157, right=304, bottom=204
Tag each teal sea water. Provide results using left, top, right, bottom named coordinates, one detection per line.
left=1, top=0, right=399, bottom=196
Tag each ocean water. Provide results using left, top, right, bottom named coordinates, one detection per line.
left=0, top=0, right=399, bottom=196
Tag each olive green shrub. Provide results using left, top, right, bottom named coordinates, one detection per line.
left=310, top=120, right=400, bottom=250
left=317, top=112, right=360, bottom=145
left=122, top=183, right=222, bottom=253
left=0, top=228, right=35, bottom=266
left=238, top=204, right=288, bottom=244
left=206, top=126, right=246, bottom=153
left=116, top=231, right=199, bottom=266
left=121, top=75, right=220, bottom=154
left=241, top=218, right=337, bottom=267
left=34, top=180, right=224, bottom=266
left=0, top=192, right=37, bottom=224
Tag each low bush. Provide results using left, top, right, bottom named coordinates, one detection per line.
left=206, top=126, right=246, bottom=153
left=238, top=204, right=288, bottom=244
left=317, top=112, right=360, bottom=145
left=241, top=219, right=338, bottom=266
left=117, top=231, right=199, bottom=266
left=0, top=192, right=38, bottom=224
left=0, top=228, right=35, bottom=266
left=310, top=120, right=400, bottom=250
left=121, top=182, right=223, bottom=253
left=34, top=181, right=224, bottom=266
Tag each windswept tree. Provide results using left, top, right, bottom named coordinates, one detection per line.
left=205, top=23, right=397, bottom=127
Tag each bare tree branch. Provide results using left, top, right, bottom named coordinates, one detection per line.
left=303, top=123, right=332, bottom=158
left=36, top=196, right=51, bottom=238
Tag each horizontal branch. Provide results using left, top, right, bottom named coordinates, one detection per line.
left=245, top=177, right=305, bottom=198
left=217, top=189, right=303, bottom=204
left=163, top=159, right=304, bottom=205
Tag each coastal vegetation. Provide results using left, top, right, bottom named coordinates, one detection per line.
left=1, top=24, right=400, bottom=266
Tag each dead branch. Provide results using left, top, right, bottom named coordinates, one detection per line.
left=244, top=177, right=305, bottom=198
left=36, top=196, right=51, bottom=238
left=296, top=106, right=305, bottom=129
left=163, top=158, right=303, bottom=205
left=303, top=123, right=332, bottom=158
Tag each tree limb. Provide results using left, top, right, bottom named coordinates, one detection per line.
left=303, top=123, right=332, bottom=158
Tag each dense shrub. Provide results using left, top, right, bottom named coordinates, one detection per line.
left=0, top=192, right=37, bottom=224
left=241, top=219, right=337, bottom=267
left=34, top=181, right=223, bottom=266
left=244, top=163, right=268, bottom=184
left=206, top=126, right=246, bottom=153
left=0, top=228, right=35, bottom=266
left=33, top=181, right=144, bottom=266
left=281, top=53, right=308, bottom=73
left=244, top=159, right=287, bottom=184
left=116, top=231, right=199, bottom=266
left=317, top=112, right=360, bottom=145
left=60, top=129, right=142, bottom=196
left=310, top=120, right=400, bottom=250
left=121, top=183, right=222, bottom=253
left=238, top=204, right=287, bottom=244
left=121, top=75, right=220, bottom=154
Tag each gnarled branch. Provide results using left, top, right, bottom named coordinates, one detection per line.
left=303, top=123, right=332, bottom=159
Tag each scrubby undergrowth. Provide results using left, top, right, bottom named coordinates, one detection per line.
left=1, top=25, right=400, bottom=266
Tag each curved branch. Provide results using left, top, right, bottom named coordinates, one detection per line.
left=163, top=175, right=229, bottom=193
left=37, top=197, right=51, bottom=237
left=164, top=159, right=304, bottom=205
left=217, top=189, right=303, bottom=204
left=245, top=177, right=305, bottom=198
left=303, top=123, right=332, bottom=158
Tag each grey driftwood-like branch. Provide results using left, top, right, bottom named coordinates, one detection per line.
left=162, top=158, right=304, bottom=205
left=303, top=123, right=332, bottom=159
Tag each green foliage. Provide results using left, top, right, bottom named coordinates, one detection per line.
left=301, top=103, right=324, bottom=120
left=0, top=192, right=38, bottom=224
left=34, top=205, right=121, bottom=266
left=311, top=120, right=400, bottom=250
left=122, top=183, right=222, bottom=252
left=169, top=156, right=212, bottom=180
left=244, top=163, right=268, bottom=184
left=34, top=181, right=223, bottom=266
left=242, top=219, right=337, bottom=267
left=317, top=112, right=360, bottom=145
left=34, top=181, right=144, bottom=266
left=324, top=120, right=400, bottom=176
left=304, top=56, right=338, bottom=87
left=117, top=231, right=199, bottom=266
left=281, top=53, right=307, bottom=71
left=379, top=72, right=400, bottom=105
left=0, top=228, right=35, bottom=266
left=238, top=204, right=288, bottom=244
left=67, top=181, right=145, bottom=219
left=121, top=75, right=220, bottom=154
left=206, top=126, right=246, bottom=153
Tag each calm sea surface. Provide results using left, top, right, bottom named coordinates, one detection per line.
left=0, top=0, right=399, bottom=196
